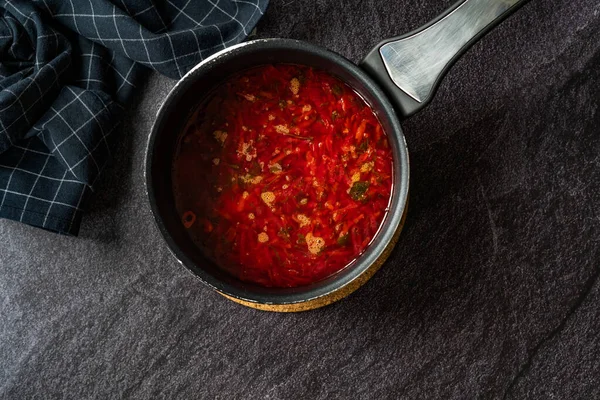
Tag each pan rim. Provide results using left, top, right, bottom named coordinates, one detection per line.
left=145, top=38, right=410, bottom=306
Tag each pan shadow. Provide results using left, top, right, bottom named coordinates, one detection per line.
left=326, top=108, right=512, bottom=328
left=78, top=71, right=153, bottom=243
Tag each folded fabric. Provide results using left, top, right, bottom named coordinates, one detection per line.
left=0, top=0, right=268, bottom=235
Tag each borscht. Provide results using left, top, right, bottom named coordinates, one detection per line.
left=172, top=64, right=393, bottom=288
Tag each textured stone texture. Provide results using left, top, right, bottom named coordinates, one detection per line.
left=1, top=0, right=599, bottom=398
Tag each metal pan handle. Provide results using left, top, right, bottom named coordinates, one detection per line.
left=360, top=0, right=526, bottom=118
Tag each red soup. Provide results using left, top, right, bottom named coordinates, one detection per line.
left=172, top=64, right=393, bottom=288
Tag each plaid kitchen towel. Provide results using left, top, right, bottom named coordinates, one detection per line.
left=0, top=0, right=268, bottom=235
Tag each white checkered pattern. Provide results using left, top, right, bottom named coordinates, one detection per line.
left=0, top=0, right=268, bottom=234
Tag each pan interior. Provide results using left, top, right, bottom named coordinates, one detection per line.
left=147, top=39, right=408, bottom=304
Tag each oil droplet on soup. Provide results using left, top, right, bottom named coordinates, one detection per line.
left=172, top=64, right=393, bottom=288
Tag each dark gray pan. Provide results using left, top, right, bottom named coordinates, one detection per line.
left=145, top=0, right=526, bottom=306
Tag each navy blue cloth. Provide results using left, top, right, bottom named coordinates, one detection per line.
left=0, top=0, right=268, bottom=235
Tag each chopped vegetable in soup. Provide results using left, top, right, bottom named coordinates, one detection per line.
left=172, top=64, right=393, bottom=288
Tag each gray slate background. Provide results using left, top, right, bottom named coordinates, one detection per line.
left=2, top=0, right=600, bottom=398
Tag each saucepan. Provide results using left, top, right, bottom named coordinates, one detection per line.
left=145, top=0, right=525, bottom=311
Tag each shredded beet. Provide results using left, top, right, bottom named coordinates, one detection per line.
left=172, top=64, right=393, bottom=288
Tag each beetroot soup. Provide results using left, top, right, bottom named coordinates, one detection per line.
left=172, top=64, right=393, bottom=288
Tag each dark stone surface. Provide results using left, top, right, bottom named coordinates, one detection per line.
left=1, top=0, right=599, bottom=398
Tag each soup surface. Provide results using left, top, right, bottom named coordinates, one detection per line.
left=172, top=64, right=393, bottom=287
